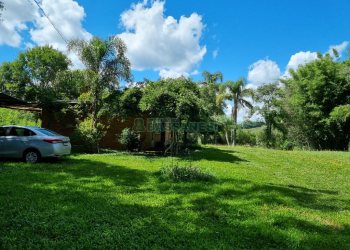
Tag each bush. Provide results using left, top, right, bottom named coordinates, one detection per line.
left=0, top=108, right=40, bottom=126
left=236, top=129, right=257, bottom=146
left=73, top=117, right=105, bottom=153
left=118, top=128, right=140, bottom=151
left=159, top=165, right=214, bottom=182
left=281, top=140, right=295, bottom=150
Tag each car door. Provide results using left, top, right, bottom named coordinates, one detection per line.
left=0, top=127, right=9, bottom=157
left=2, top=127, right=35, bottom=158
left=1, top=127, right=23, bottom=158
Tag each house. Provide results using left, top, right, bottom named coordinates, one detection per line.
left=0, top=92, right=169, bottom=151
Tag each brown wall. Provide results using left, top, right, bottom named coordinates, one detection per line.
left=41, top=108, right=159, bottom=150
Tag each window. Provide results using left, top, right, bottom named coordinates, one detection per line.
left=0, top=127, right=6, bottom=137
left=37, top=129, right=59, bottom=137
left=9, top=128, right=36, bottom=137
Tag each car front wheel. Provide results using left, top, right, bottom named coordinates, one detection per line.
left=24, top=150, right=41, bottom=163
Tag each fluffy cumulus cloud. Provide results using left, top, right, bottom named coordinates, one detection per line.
left=0, top=0, right=38, bottom=47
left=247, top=59, right=280, bottom=88
left=30, top=0, right=91, bottom=50
left=0, top=0, right=91, bottom=67
left=117, top=1, right=207, bottom=78
left=328, top=41, right=349, bottom=58
left=285, top=51, right=318, bottom=73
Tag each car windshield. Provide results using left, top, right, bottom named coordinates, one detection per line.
left=37, top=129, right=60, bottom=137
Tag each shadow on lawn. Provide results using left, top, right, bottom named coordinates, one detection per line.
left=0, top=157, right=349, bottom=249
left=180, top=147, right=249, bottom=164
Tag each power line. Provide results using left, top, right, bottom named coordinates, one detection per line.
left=27, top=0, right=68, bottom=44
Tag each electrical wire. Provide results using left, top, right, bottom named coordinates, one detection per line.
left=27, top=0, right=68, bottom=45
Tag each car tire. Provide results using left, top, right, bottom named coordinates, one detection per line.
left=23, top=150, right=41, bottom=163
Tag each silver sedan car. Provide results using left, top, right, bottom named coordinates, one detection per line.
left=0, top=126, right=71, bottom=163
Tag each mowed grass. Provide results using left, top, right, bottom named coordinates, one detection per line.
left=0, top=146, right=349, bottom=249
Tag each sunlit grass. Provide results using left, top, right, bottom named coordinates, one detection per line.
left=0, top=146, right=349, bottom=249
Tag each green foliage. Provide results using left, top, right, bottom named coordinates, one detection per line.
left=327, top=104, right=350, bottom=149
left=239, top=120, right=265, bottom=129
left=282, top=55, right=350, bottom=150
left=200, top=71, right=226, bottom=117
left=254, top=83, right=286, bottom=148
left=280, top=140, right=295, bottom=151
left=236, top=129, right=256, bottom=146
left=202, top=71, right=223, bottom=84
left=0, top=46, right=69, bottom=105
left=120, top=87, right=143, bottom=117
left=118, top=128, right=140, bottom=151
left=140, top=78, right=203, bottom=121
left=212, top=115, right=233, bottom=145
left=0, top=108, right=40, bottom=126
left=159, top=165, right=214, bottom=182
left=53, top=70, right=86, bottom=100
left=74, top=117, right=106, bottom=153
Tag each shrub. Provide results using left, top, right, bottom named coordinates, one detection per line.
left=73, top=117, right=106, bottom=153
left=159, top=165, right=214, bottom=182
left=236, top=129, right=257, bottom=146
left=281, top=140, right=295, bottom=150
left=118, top=128, right=140, bottom=151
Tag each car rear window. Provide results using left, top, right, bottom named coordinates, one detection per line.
left=0, top=127, right=6, bottom=136
left=38, top=129, right=60, bottom=137
left=9, top=128, right=36, bottom=136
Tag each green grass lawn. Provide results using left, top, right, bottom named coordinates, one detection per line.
left=0, top=146, right=349, bottom=249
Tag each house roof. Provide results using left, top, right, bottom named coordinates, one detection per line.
left=0, top=93, right=41, bottom=112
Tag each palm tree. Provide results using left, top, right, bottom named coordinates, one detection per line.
left=202, top=71, right=223, bottom=84
left=68, top=36, right=131, bottom=152
left=200, top=71, right=226, bottom=116
left=225, top=79, right=253, bottom=146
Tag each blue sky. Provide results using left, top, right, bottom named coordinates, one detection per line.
left=1, top=0, right=350, bottom=84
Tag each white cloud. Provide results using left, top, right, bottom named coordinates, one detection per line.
left=0, top=0, right=38, bottom=47
left=285, top=51, right=318, bottom=73
left=0, top=0, right=91, bottom=68
left=117, top=0, right=207, bottom=78
left=159, top=69, right=189, bottom=79
left=247, top=59, right=280, bottom=88
left=223, top=102, right=232, bottom=117
left=212, top=49, right=219, bottom=59
left=190, top=70, right=200, bottom=76
left=30, top=0, right=91, bottom=50
left=328, top=41, right=349, bottom=58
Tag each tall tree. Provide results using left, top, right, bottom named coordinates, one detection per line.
left=254, top=83, right=286, bottom=148
left=225, top=79, right=253, bottom=146
left=282, top=54, right=350, bottom=150
left=202, top=71, right=223, bottom=84
left=139, top=78, right=203, bottom=148
left=0, top=46, right=69, bottom=105
left=68, top=36, right=131, bottom=152
left=140, top=78, right=202, bottom=121
left=200, top=71, right=225, bottom=117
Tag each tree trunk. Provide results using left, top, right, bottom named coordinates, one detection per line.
left=225, top=131, right=230, bottom=146
left=232, top=101, right=238, bottom=146
left=92, top=89, right=100, bottom=154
